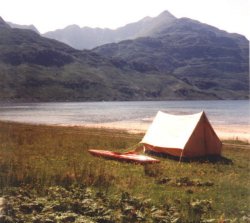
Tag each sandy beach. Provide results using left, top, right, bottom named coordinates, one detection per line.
left=83, top=121, right=250, bottom=143
left=213, top=125, right=250, bottom=143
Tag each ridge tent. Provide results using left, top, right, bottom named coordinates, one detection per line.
left=141, top=111, right=222, bottom=158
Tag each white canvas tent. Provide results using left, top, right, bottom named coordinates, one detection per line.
left=141, top=111, right=222, bottom=158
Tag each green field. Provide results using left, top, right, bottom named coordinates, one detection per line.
left=0, top=121, right=249, bottom=222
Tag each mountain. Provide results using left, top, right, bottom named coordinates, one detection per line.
left=43, top=11, right=177, bottom=49
left=0, top=13, right=249, bottom=102
left=0, top=17, right=10, bottom=28
left=93, top=17, right=249, bottom=99
left=7, top=21, right=40, bottom=34
left=1, top=16, right=208, bottom=102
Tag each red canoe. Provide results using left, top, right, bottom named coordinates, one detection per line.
left=88, top=149, right=160, bottom=164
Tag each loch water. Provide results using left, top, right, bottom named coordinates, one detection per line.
left=0, top=100, right=249, bottom=126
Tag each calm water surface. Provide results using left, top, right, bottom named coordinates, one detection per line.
left=0, top=100, right=249, bottom=126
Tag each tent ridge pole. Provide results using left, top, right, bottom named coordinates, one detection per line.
left=178, top=149, right=184, bottom=164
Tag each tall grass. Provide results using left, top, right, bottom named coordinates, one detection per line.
left=0, top=121, right=139, bottom=188
left=0, top=121, right=249, bottom=220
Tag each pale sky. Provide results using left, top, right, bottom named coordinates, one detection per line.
left=0, top=0, right=249, bottom=39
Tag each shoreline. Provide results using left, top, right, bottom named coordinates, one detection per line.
left=82, top=121, right=250, bottom=143
left=1, top=119, right=249, bottom=143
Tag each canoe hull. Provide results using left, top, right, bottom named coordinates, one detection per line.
left=88, top=149, right=160, bottom=164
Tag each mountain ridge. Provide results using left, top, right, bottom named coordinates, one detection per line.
left=43, top=10, right=177, bottom=49
left=93, top=16, right=249, bottom=99
left=1, top=16, right=214, bottom=102
left=7, top=21, right=40, bottom=34
left=0, top=13, right=249, bottom=102
left=0, top=16, right=10, bottom=28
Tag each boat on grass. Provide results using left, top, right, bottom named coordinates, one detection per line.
left=88, top=149, right=160, bottom=164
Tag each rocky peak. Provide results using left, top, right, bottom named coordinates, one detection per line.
left=65, top=24, right=81, bottom=31
left=0, top=16, right=10, bottom=28
left=157, top=10, right=177, bottom=20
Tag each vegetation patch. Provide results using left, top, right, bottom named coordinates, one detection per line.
left=0, top=121, right=249, bottom=222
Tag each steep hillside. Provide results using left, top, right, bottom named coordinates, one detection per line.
left=93, top=18, right=249, bottom=99
left=43, top=11, right=177, bottom=49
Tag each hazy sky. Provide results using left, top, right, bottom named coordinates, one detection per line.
left=0, top=0, right=249, bottom=39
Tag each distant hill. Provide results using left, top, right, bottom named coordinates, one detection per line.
left=0, top=13, right=249, bottom=102
left=7, top=21, right=40, bottom=34
left=93, top=17, right=249, bottom=99
left=43, top=11, right=177, bottom=50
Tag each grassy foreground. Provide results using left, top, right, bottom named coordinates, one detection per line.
left=0, top=121, right=249, bottom=222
